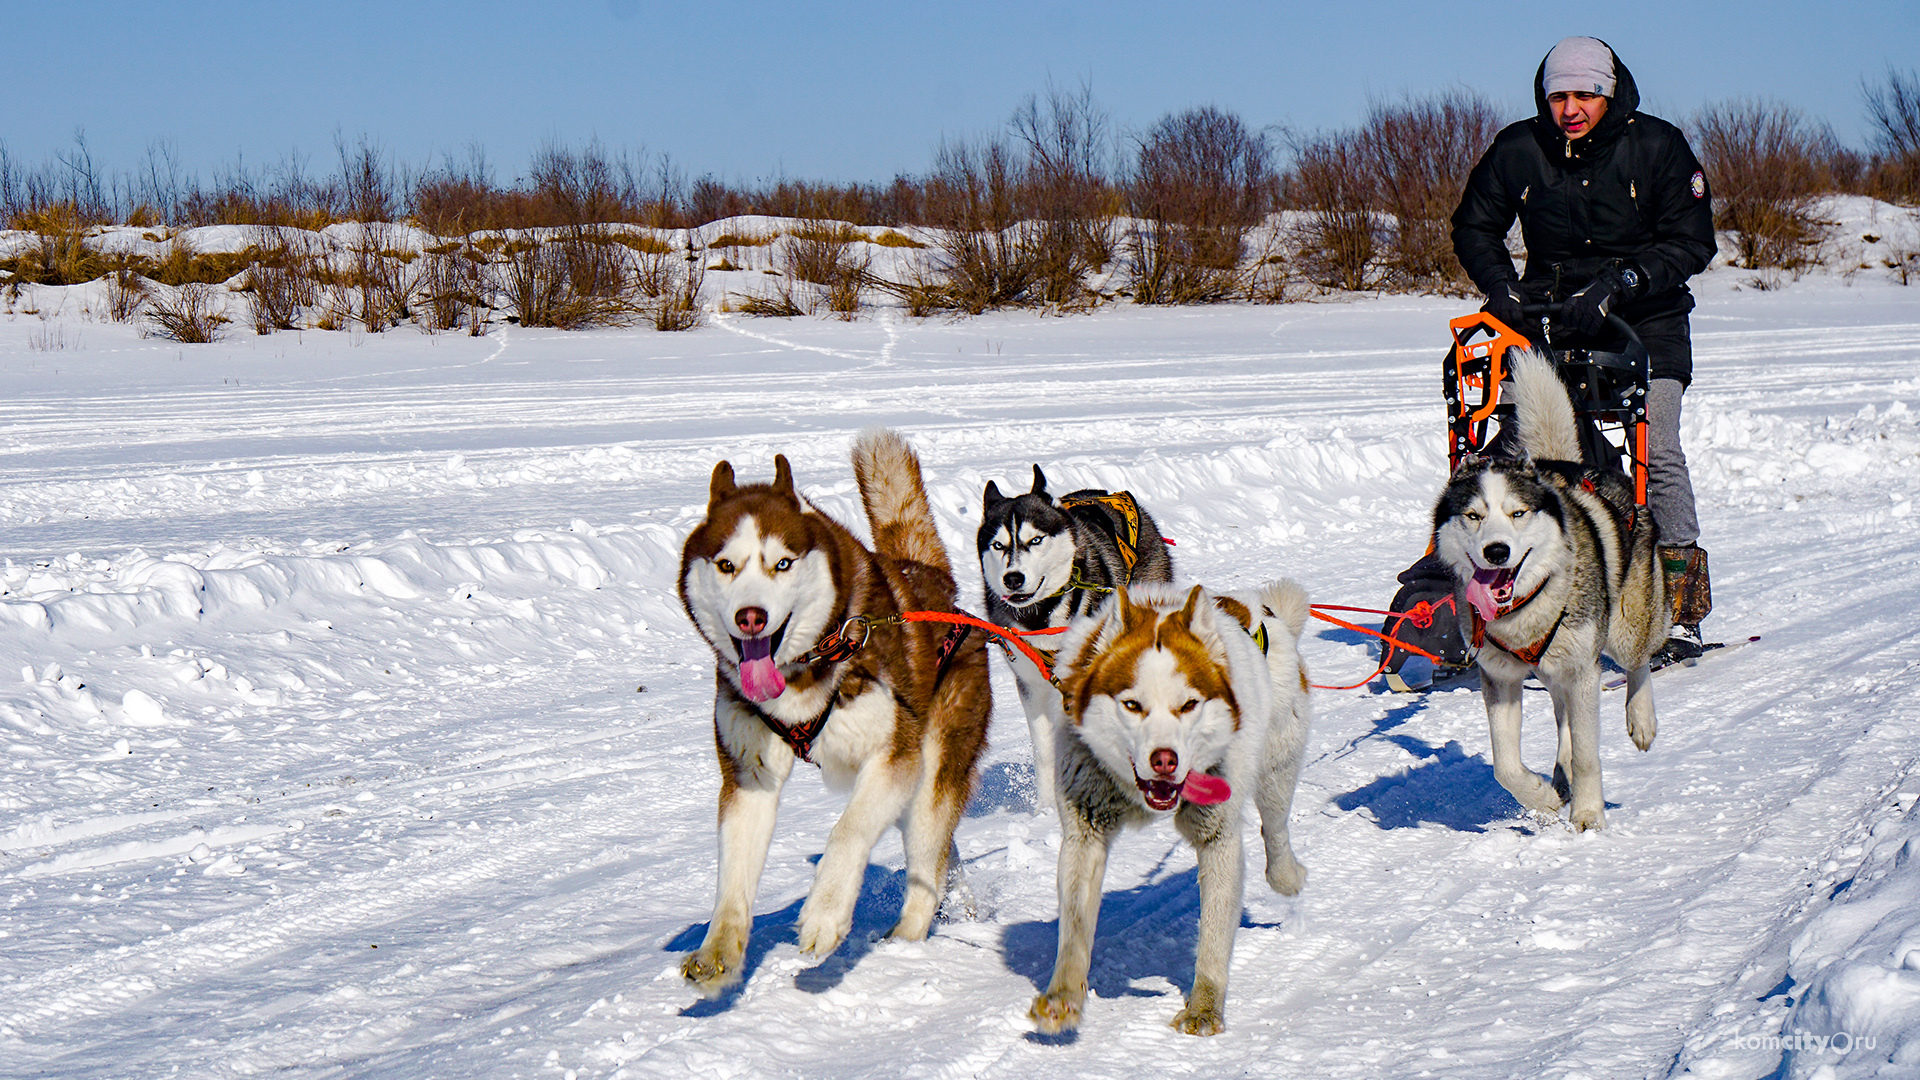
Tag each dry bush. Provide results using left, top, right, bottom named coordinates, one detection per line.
left=1692, top=99, right=1836, bottom=270
left=496, top=233, right=637, bottom=329
left=651, top=253, right=705, bottom=330
left=918, top=136, right=1038, bottom=313
left=783, top=222, right=872, bottom=313
left=104, top=260, right=148, bottom=322
left=1357, top=90, right=1503, bottom=291
left=1, top=202, right=106, bottom=286
left=244, top=229, right=318, bottom=333
left=417, top=246, right=488, bottom=332
left=1286, top=131, right=1381, bottom=291
left=1864, top=68, right=1920, bottom=203
left=145, top=282, right=228, bottom=342
left=1011, top=82, right=1116, bottom=306
left=1126, top=106, right=1276, bottom=304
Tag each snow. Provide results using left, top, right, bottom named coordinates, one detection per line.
left=2, top=242, right=1919, bottom=1079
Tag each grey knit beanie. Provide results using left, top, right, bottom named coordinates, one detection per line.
left=1543, top=36, right=1616, bottom=97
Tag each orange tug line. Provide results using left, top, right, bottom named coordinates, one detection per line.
left=866, top=603, right=1445, bottom=695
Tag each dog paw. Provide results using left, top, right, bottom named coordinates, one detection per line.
left=1628, top=715, right=1657, bottom=752
left=681, top=948, right=742, bottom=998
left=795, top=905, right=850, bottom=959
left=1170, top=999, right=1225, bottom=1036
left=1029, top=991, right=1083, bottom=1034
left=1570, top=805, right=1607, bottom=832
left=1265, top=853, right=1307, bottom=896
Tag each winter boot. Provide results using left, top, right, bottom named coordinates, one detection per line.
left=1655, top=545, right=1712, bottom=664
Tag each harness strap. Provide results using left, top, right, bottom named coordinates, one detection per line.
left=748, top=695, right=836, bottom=765
left=1057, top=491, right=1145, bottom=576
left=1471, top=605, right=1569, bottom=667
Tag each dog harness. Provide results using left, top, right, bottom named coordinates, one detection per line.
left=1468, top=579, right=1567, bottom=667
left=1056, top=491, right=1149, bottom=578
left=758, top=613, right=977, bottom=764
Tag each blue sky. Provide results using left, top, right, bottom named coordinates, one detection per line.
left=6, top=0, right=1916, bottom=188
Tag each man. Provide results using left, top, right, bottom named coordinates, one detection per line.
left=1451, top=35, right=1716, bottom=662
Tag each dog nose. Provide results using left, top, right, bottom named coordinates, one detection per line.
left=734, top=606, right=768, bottom=635
left=1483, top=542, right=1511, bottom=566
left=1150, top=748, right=1178, bottom=777
left=1002, top=571, right=1025, bottom=590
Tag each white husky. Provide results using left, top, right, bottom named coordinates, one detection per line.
left=1030, top=580, right=1312, bottom=1036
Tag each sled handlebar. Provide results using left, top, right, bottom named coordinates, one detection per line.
left=1516, top=303, right=1642, bottom=352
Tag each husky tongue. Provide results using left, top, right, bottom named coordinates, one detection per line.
left=1465, top=566, right=1515, bottom=622
left=1181, top=772, right=1231, bottom=805
left=736, top=636, right=786, bottom=702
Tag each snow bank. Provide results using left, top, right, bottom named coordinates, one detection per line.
left=1777, top=792, right=1920, bottom=1079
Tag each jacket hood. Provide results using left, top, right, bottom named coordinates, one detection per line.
left=1532, top=39, right=1640, bottom=153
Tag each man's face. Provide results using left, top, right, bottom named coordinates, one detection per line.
left=1549, top=91, right=1609, bottom=140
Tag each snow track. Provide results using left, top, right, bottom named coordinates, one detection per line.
left=3, top=267, right=1919, bottom=1078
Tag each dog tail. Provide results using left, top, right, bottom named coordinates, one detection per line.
left=1508, top=349, right=1582, bottom=462
left=1257, top=578, right=1311, bottom=644
left=851, top=428, right=951, bottom=575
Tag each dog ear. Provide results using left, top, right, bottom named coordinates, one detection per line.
left=1177, top=584, right=1205, bottom=625
left=983, top=480, right=1004, bottom=509
left=1029, top=464, right=1047, bottom=498
left=772, top=455, right=796, bottom=501
left=709, top=461, right=737, bottom=504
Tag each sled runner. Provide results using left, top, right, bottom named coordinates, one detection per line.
left=1381, top=305, right=1653, bottom=692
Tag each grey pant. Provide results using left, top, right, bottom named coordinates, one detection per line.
left=1647, top=378, right=1699, bottom=546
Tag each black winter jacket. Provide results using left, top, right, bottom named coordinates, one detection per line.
left=1451, top=44, right=1716, bottom=381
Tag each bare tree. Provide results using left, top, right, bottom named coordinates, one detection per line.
left=1126, top=106, right=1276, bottom=303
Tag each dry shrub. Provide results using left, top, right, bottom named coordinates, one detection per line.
left=146, top=282, right=228, bottom=342
left=651, top=252, right=705, bottom=330
left=1692, top=99, right=1837, bottom=270
left=1358, top=90, right=1503, bottom=291
left=918, top=137, right=1038, bottom=313
left=417, top=246, right=488, bottom=332
left=1, top=203, right=106, bottom=286
left=244, top=229, right=318, bottom=333
left=1012, top=82, right=1115, bottom=306
left=1126, top=106, right=1276, bottom=304
left=497, top=233, right=637, bottom=329
left=104, top=261, right=148, bottom=321
left=785, top=223, right=863, bottom=282
left=1864, top=68, right=1920, bottom=203
left=1286, top=131, right=1381, bottom=291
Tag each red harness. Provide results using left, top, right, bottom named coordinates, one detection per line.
left=1468, top=578, right=1566, bottom=667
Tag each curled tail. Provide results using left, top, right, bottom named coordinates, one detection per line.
left=1258, top=579, right=1311, bottom=645
left=851, top=428, right=951, bottom=575
left=1509, top=349, right=1582, bottom=462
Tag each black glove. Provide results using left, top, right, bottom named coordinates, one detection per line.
left=1562, top=264, right=1642, bottom=336
left=1481, top=282, right=1527, bottom=331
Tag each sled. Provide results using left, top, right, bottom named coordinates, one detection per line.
left=1381, top=305, right=1653, bottom=692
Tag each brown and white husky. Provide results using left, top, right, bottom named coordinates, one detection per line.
left=1030, top=580, right=1312, bottom=1036
left=676, top=429, right=993, bottom=998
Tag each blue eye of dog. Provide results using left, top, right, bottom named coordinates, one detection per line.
left=773, top=557, right=793, bottom=571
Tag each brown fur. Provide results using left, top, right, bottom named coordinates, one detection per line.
left=676, top=430, right=994, bottom=997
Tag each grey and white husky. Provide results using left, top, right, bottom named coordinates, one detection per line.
left=978, top=466, right=1173, bottom=809
left=1432, top=351, right=1667, bottom=831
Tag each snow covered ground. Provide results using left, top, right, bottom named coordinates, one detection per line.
left=2, top=251, right=1918, bottom=1079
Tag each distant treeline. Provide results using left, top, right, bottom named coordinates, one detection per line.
left=2, top=72, right=1916, bottom=325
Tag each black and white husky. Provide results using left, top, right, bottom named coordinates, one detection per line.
left=978, top=466, right=1173, bottom=809
left=1432, top=351, right=1667, bottom=831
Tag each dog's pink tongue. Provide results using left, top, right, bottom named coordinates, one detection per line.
left=1465, top=568, right=1506, bottom=622
left=736, top=637, right=786, bottom=702
left=1181, top=772, right=1231, bottom=805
